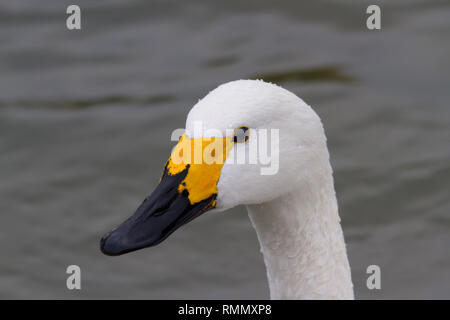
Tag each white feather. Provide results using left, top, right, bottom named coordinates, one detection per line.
left=185, top=80, right=354, bottom=299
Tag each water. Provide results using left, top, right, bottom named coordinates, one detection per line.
left=1, top=0, right=449, bottom=299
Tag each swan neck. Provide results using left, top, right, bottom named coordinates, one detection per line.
left=247, top=171, right=354, bottom=299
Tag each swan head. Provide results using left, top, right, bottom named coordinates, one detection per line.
left=101, top=80, right=329, bottom=256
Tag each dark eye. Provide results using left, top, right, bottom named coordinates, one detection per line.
left=233, top=126, right=250, bottom=143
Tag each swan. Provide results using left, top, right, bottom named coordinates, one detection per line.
left=100, top=79, right=354, bottom=300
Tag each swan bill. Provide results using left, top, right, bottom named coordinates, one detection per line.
left=100, top=135, right=231, bottom=256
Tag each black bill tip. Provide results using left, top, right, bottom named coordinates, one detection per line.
left=100, top=230, right=124, bottom=256
left=100, top=162, right=217, bottom=256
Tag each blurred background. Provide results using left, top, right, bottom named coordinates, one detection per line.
left=1, top=0, right=449, bottom=299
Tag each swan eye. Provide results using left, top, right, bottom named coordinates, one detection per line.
left=233, top=126, right=250, bottom=144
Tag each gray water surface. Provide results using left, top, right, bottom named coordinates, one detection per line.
left=1, top=0, right=450, bottom=299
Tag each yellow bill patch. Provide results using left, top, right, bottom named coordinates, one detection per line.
left=166, top=134, right=234, bottom=205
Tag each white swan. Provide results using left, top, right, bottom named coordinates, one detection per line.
left=100, top=79, right=354, bottom=300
